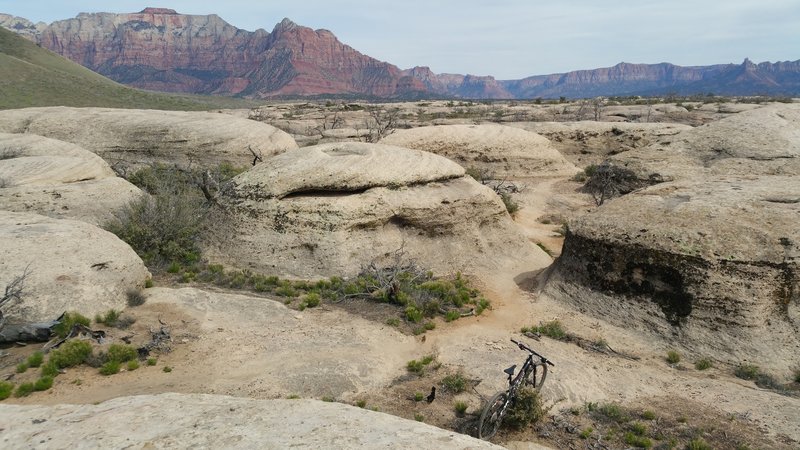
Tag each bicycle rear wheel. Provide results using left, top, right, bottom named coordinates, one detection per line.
left=525, top=362, right=548, bottom=391
left=478, top=391, right=508, bottom=440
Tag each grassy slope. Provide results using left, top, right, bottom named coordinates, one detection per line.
left=0, top=27, right=262, bottom=111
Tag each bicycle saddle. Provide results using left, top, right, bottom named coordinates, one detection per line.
left=503, top=365, right=517, bottom=376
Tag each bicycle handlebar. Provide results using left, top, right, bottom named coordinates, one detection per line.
left=511, top=338, right=555, bottom=367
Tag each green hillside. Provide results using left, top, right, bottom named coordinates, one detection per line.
left=0, top=27, right=261, bottom=110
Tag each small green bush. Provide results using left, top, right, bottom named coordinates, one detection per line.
left=49, top=340, right=93, bottom=368
left=454, top=401, right=468, bottom=415
left=666, top=350, right=681, bottom=364
left=0, top=381, right=14, bottom=400
left=99, top=361, right=121, bottom=375
left=33, top=376, right=53, bottom=391
left=522, top=320, right=568, bottom=341
left=642, top=410, right=656, bottom=420
left=500, top=193, right=519, bottom=215
left=27, top=351, right=44, bottom=368
left=15, top=382, right=35, bottom=397
left=41, top=361, right=59, bottom=377
left=356, top=399, right=367, bottom=408
left=16, top=363, right=28, bottom=373
left=579, top=427, right=593, bottom=439
left=695, top=358, right=713, bottom=371
left=303, top=292, right=321, bottom=308
left=147, top=358, right=157, bottom=366
left=321, top=396, right=334, bottom=402
left=593, top=403, right=628, bottom=423
left=106, top=344, right=138, bottom=363
left=445, top=310, right=461, bottom=322
left=442, top=373, right=467, bottom=393
left=405, top=305, right=423, bottom=323
left=504, top=386, right=546, bottom=429
left=127, top=360, right=140, bottom=371
left=96, top=309, right=121, bottom=326
left=52, top=312, right=91, bottom=338
left=144, top=278, right=154, bottom=288
left=407, top=360, right=425, bottom=374
left=414, top=413, right=424, bottom=422
left=385, top=318, right=400, bottom=327
left=167, top=262, right=181, bottom=273
left=163, top=366, right=172, bottom=373
left=414, top=392, right=424, bottom=402
left=624, top=432, right=652, bottom=448
left=630, top=422, right=647, bottom=436
left=735, top=364, right=760, bottom=380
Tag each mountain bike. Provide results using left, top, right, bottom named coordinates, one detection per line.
left=477, top=338, right=554, bottom=440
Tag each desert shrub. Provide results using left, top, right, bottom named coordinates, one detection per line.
left=666, top=350, right=681, bottom=364
left=695, top=358, right=713, bottom=370
left=99, top=361, right=120, bottom=375
left=405, top=305, right=423, bottom=323
left=303, top=292, right=321, bottom=308
left=590, top=402, right=629, bottom=423
left=96, top=309, right=121, bottom=326
left=454, top=401, right=468, bottom=415
left=163, top=366, right=172, bottom=373
left=106, top=344, right=138, bottom=363
left=52, top=312, right=91, bottom=338
left=754, top=372, right=783, bottom=391
left=0, top=381, right=13, bottom=400
left=14, top=382, right=35, bottom=397
left=27, top=351, right=44, bottom=368
left=522, top=320, right=568, bottom=341
left=442, top=373, right=467, bottom=393
left=734, top=364, right=759, bottom=380
left=504, top=386, right=546, bottom=429
left=33, top=376, right=53, bottom=391
left=624, top=432, right=652, bottom=448
left=582, top=161, right=651, bottom=206
left=500, top=193, right=519, bottom=215
left=127, top=288, right=146, bottom=306
left=49, top=340, right=93, bottom=368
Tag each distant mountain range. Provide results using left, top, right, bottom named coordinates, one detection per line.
left=2, top=8, right=799, bottom=99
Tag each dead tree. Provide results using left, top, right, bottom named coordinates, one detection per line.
left=582, top=161, right=647, bottom=206
left=365, top=107, right=400, bottom=143
left=248, top=145, right=263, bottom=166
left=0, top=266, right=58, bottom=343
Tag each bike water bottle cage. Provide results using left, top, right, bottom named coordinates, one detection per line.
left=503, top=365, right=517, bottom=376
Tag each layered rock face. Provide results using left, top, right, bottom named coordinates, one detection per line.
left=205, top=142, right=548, bottom=278
left=0, top=107, right=298, bottom=168
left=383, top=124, right=579, bottom=178
left=29, top=10, right=425, bottom=98
left=0, top=211, right=150, bottom=323
left=544, top=104, right=800, bottom=374
left=0, top=393, right=503, bottom=449
left=0, top=133, right=143, bottom=225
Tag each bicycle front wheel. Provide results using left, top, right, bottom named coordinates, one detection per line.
left=525, top=362, right=548, bottom=391
left=478, top=391, right=508, bottom=440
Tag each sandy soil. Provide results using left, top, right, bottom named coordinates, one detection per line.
left=2, top=171, right=798, bottom=449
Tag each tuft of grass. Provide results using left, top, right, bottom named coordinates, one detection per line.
left=624, top=432, right=652, bottom=448
left=630, top=422, right=647, bottom=436
left=522, top=320, right=568, bottom=341
left=163, top=366, right=172, bottom=373
left=445, top=310, right=461, bottom=322
left=16, top=362, right=28, bottom=373
left=321, top=396, right=335, bottom=402
left=14, top=382, right=35, bottom=397
left=666, top=350, right=681, bottom=364
left=591, top=403, right=629, bottom=423
left=303, top=292, right=321, bottom=308
left=99, top=361, right=121, bottom=376
left=385, top=318, right=400, bottom=327
left=579, top=427, right=593, bottom=439
left=407, top=355, right=437, bottom=375
left=501, top=193, right=520, bottom=215
left=286, top=394, right=300, bottom=399
left=414, top=413, right=424, bottom=422
left=642, top=410, right=656, bottom=420
left=0, top=381, right=14, bottom=400
left=414, top=392, right=424, bottom=402
left=26, top=351, right=44, bottom=368
left=734, top=364, right=759, bottom=380
left=33, top=376, right=53, bottom=392
left=356, top=400, right=367, bottom=408
left=442, top=373, right=467, bottom=393
left=127, top=360, right=140, bottom=371
left=695, top=358, right=713, bottom=371
left=95, top=309, right=121, bottom=326
left=144, top=278, right=154, bottom=288
left=454, top=401, right=468, bottom=415
left=41, top=361, right=59, bottom=378
left=147, top=358, right=158, bottom=366
left=687, top=439, right=712, bottom=450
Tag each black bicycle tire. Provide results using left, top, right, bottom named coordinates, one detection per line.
left=525, top=362, right=548, bottom=391
left=478, top=391, right=508, bottom=440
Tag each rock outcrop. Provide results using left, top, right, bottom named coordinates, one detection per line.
left=0, top=393, right=504, bottom=449
left=0, top=211, right=149, bottom=323
left=543, top=104, right=800, bottom=374
left=0, top=133, right=143, bottom=225
left=0, top=107, right=298, bottom=168
left=205, top=142, right=549, bottom=278
left=382, top=124, right=579, bottom=178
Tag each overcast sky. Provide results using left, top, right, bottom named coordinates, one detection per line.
left=2, top=1, right=797, bottom=79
